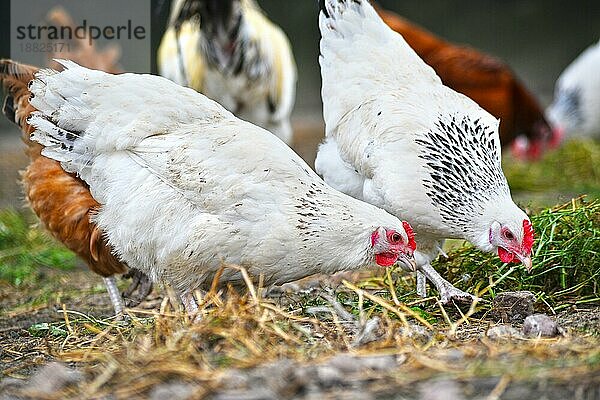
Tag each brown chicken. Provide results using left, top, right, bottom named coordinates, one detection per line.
left=0, top=60, right=150, bottom=315
left=376, top=6, right=558, bottom=160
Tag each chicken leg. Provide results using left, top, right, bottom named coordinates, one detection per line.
left=103, top=276, right=125, bottom=316
left=418, top=263, right=475, bottom=304
left=416, top=271, right=427, bottom=297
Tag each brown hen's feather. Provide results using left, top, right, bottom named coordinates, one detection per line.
left=0, top=59, right=126, bottom=277
left=376, top=7, right=550, bottom=149
left=45, top=7, right=123, bottom=73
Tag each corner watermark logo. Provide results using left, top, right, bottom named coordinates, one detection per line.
left=10, top=0, right=150, bottom=73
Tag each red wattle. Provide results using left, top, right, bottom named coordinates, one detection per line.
left=498, top=247, right=515, bottom=263
left=375, top=252, right=398, bottom=267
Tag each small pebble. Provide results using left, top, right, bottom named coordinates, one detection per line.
left=149, top=381, right=195, bottom=400
left=352, top=316, right=383, bottom=346
left=315, top=365, right=344, bottom=388
left=491, top=291, right=536, bottom=323
left=25, top=362, right=82, bottom=394
left=419, top=379, right=465, bottom=400
left=523, top=314, right=562, bottom=337
left=486, top=324, right=522, bottom=339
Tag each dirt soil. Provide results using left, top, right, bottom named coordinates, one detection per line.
left=1, top=266, right=599, bottom=399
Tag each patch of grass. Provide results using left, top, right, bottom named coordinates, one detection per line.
left=0, top=208, right=77, bottom=285
left=434, top=197, right=600, bottom=310
left=503, top=139, right=600, bottom=199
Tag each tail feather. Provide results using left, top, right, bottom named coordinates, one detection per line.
left=29, top=113, right=82, bottom=152
left=27, top=60, right=98, bottom=177
left=26, top=59, right=228, bottom=182
left=28, top=113, right=90, bottom=177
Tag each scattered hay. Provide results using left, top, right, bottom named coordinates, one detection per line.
left=2, top=280, right=599, bottom=398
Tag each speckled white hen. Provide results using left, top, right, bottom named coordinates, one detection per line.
left=27, top=60, right=416, bottom=313
left=315, top=0, right=534, bottom=303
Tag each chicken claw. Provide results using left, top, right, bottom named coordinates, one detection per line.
left=418, top=264, right=476, bottom=304
left=122, top=268, right=153, bottom=307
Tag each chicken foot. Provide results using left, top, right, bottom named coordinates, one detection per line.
left=316, top=291, right=383, bottom=347
left=180, top=292, right=200, bottom=317
left=418, top=263, right=476, bottom=304
left=122, top=268, right=153, bottom=307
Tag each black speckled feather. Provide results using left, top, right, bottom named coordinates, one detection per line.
left=416, top=114, right=509, bottom=230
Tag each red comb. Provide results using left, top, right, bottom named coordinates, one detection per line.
left=402, top=221, right=416, bottom=251
left=522, top=219, right=534, bottom=254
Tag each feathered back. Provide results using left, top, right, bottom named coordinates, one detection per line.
left=318, top=0, right=501, bottom=165
left=375, top=6, right=550, bottom=150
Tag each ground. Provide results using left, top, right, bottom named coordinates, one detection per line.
left=0, top=134, right=599, bottom=399
left=1, top=263, right=599, bottom=399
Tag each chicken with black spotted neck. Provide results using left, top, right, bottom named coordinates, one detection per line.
left=315, top=0, right=534, bottom=303
left=25, top=60, right=415, bottom=314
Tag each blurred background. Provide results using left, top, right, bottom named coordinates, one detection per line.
left=0, top=0, right=599, bottom=208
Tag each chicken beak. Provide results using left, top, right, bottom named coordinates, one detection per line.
left=397, top=253, right=417, bottom=272
left=518, top=254, right=533, bottom=273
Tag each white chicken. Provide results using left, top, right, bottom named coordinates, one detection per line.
left=315, top=0, right=534, bottom=303
left=157, top=0, right=297, bottom=144
left=27, top=61, right=416, bottom=313
left=546, top=39, right=600, bottom=140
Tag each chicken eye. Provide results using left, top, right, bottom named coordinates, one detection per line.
left=391, top=232, right=402, bottom=243
left=503, top=230, right=515, bottom=241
